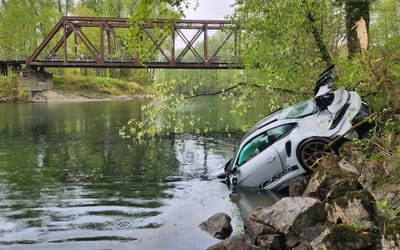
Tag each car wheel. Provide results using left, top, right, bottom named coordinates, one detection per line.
left=297, top=137, right=335, bottom=172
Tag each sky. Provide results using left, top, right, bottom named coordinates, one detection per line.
left=184, top=0, right=235, bottom=19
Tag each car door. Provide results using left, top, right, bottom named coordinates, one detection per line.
left=237, top=145, right=282, bottom=188
left=234, top=131, right=283, bottom=188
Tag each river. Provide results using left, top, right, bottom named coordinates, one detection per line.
left=0, top=98, right=277, bottom=249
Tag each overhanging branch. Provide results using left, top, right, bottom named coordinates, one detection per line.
left=183, top=82, right=310, bottom=99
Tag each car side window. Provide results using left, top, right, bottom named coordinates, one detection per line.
left=237, top=123, right=296, bottom=166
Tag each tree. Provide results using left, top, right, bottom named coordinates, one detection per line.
left=340, top=0, right=372, bottom=58
left=0, top=0, right=61, bottom=59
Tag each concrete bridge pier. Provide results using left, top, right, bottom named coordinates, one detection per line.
left=21, top=66, right=54, bottom=95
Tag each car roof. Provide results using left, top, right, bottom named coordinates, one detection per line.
left=240, top=109, right=283, bottom=142
left=240, top=98, right=316, bottom=143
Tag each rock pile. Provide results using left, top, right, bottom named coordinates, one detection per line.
left=201, top=150, right=400, bottom=249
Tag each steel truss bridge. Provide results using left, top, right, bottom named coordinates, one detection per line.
left=20, top=16, right=241, bottom=70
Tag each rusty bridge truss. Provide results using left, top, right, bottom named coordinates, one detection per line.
left=26, top=16, right=241, bottom=69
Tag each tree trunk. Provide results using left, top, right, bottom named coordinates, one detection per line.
left=305, top=10, right=333, bottom=67
left=345, top=0, right=370, bottom=58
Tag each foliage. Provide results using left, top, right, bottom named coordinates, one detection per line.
left=0, top=75, right=29, bottom=102
left=0, top=0, right=62, bottom=59
left=123, top=0, right=359, bottom=140
left=376, top=199, right=400, bottom=218
left=124, top=1, right=184, bottom=65
left=232, top=0, right=335, bottom=88
left=54, top=74, right=146, bottom=96
left=155, top=31, right=244, bottom=94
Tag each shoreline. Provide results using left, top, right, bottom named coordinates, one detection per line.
left=29, top=90, right=149, bottom=103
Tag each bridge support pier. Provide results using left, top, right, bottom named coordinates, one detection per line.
left=21, top=66, right=54, bottom=93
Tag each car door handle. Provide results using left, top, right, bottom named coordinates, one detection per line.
left=266, top=156, right=275, bottom=163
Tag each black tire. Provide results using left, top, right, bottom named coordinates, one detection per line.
left=297, top=137, right=335, bottom=172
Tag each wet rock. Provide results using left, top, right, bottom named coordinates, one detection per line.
left=200, top=213, right=233, bottom=240
left=311, top=224, right=378, bottom=250
left=248, top=197, right=326, bottom=241
left=257, top=234, right=284, bottom=250
left=206, top=235, right=247, bottom=250
left=243, top=216, right=278, bottom=245
left=288, top=175, right=310, bottom=197
left=303, top=155, right=363, bottom=201
left=325, top=189, right=376, bottom=225
left=380, top=217, right=400, bottom=250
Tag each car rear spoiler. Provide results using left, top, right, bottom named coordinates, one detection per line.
left=314, top=65, right=335, bottom=97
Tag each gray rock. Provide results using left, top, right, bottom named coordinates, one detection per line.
left=288, top=175, right=310, bottom=197
left=200, top=212, right=233, bottom=240
left=257, top=234, right=284, bottom=250
left=311, top=224, right=378, bottom=250
left=325, top=189, right=376, bottom=225
left=303, top=155, right=362, bottom=201
left=248, top=197, right=326, bottom=240
left=338, top=158, right=360, bottom=175
left=338, top=142, right=385, bottom=192
left=243, top=216, right=277, bottom=245
left=206, top=235, right=248, bottom=250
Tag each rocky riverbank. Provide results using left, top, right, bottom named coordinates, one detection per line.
left=200, top=142, right=400, bottom=249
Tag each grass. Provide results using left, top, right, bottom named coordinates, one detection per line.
left=53, top=74, right=147, bottom=97
left=0, top=75, right=30, bottom=102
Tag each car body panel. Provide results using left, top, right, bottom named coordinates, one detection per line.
left=237, top=146, right=282, bottom=187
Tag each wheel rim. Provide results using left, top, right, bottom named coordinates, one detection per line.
left=300, top=141, right=333, bottom=170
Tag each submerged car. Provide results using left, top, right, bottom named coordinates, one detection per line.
left=217, top=65, right=372, bottom=191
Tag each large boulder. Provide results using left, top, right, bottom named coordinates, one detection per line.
left=246, top=197, right=326, bottom=247
left=257, top=234, right=285, bottom=250
left=338, top=142, right=386, bottom=192
left=200, top=212, right=233, bottom=240
left=206, top=235, right=248, bottom=250
left=311, top=224, right=378, bottom=250
left=325, top=189, right=376, bottom=225
left=303, top=155, right=363, bottom=201
left=244, top=216, right=277, bottom=244
left=288, top=175, right=311, bottom=197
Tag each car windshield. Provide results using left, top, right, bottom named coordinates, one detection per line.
left=279, top=99, right=316, bottom=119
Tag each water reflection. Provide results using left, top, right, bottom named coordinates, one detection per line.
left=0, top=98, right=275, bottom=249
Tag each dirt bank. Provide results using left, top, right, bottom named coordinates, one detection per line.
left=30, top=90, right=148, bottom=103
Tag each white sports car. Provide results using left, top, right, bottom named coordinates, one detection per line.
left=217, top=66, right=372, bottom=191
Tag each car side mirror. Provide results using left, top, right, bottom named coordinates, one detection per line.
left=230, top=166, right=238, bottom=175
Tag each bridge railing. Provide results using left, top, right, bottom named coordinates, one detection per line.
left=26, top=16, right=241, bottom=69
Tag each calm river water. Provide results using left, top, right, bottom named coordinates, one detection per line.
left=0, top=98, right=277, bottom=250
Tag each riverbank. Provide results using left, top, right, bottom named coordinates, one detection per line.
left=0, top=74, right=148, bottom=104
left=203, top=142, right=400, bottom=249
left=30, top=90, right=149, bottom=103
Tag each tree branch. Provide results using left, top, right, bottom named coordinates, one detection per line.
left=183, top=82, right=311, bottom=99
